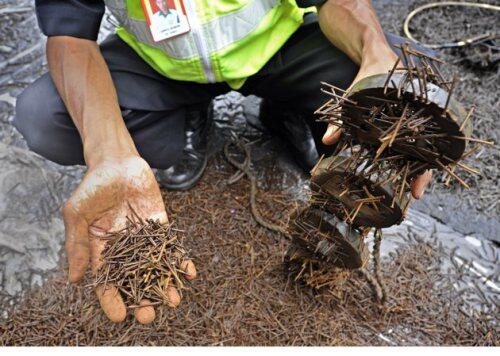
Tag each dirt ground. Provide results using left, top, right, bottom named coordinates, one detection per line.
left=0, top=156, right=497, bottom=346
left=0, top=0, right=499, bottom=346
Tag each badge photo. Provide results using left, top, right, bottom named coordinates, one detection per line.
left=141, top=0, right=191, bottom=42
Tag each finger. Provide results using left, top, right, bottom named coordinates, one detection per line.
left=89, top=232, right=108, bottom=274
left=134, top=299, right=156, bottom=325
left=148, top=210, right=168, bottom=225
left=410, top=170, right=433, bottom=199
left=322, top=124, right=342, bottom=145
left=181, top=259, right=197, bottom=280
left=63, top=203, right=90, bottom=283
left=95, top=284, right=127, bottom=323
left=166, top=285, right=181, bottom=307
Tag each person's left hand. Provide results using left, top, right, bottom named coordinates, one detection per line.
left=321, top=54, right=432, bottom=199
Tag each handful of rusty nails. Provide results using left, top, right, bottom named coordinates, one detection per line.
left=92, top=218, right=191, bottom=310
left=286, top=45, right=493, bottom=294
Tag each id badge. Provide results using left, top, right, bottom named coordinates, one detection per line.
left=141, top=0, right=191, bottom=42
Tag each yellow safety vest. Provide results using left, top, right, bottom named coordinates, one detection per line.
left=105, top=0, right=306, bottom=89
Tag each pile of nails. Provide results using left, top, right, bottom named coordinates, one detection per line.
left=93, top=218, right=191, bottom=309
left=285, top=45, right=493, bottom=290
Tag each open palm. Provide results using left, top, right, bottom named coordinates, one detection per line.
left=62, top=156, right=196, bottom=324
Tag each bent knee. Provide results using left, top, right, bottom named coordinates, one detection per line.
left=14, top=82, right=54, bottom=154
left=13, top=76, right=83, bottom=165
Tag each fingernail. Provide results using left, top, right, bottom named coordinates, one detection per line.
left=181, top=260, right=197, bottom=280
left=68, top=267, right=81, bottom=283
left=167, top=286, right=181, bottom=307
left=413, top=170, right=432, bottom=199
left=135, top=299, right=156, bottom=325
left=323, top=126, right=334, bottom=142
left=89, top=226, right=107, bottom=238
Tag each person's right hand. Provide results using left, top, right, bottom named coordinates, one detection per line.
left=62, top=155, right=197, bottom=324
left=322, top=56, right=432, bottom=199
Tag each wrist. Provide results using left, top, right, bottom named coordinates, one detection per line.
left=80, top=113, right=140, bottom=168
left=83, top=132, right=140, bottom=169
left=85, top=147, right=140, bottom=169
left=361, top=33, right=398, bottom=71
left=360, top=45, right=398, bottom=77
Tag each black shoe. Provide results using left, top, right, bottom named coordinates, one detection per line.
left=259, top=100, right=319, bottom=172
left=157, top=104, right=211, bottom=190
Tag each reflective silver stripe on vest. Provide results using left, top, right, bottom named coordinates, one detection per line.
left=183, top=0, right=215, bottom=82
left=104, top=0, right=279, bottom=60
left=105, top=2, right=198, bottom=59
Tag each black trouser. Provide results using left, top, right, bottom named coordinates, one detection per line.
left=14, top=14, right=432, bottom=169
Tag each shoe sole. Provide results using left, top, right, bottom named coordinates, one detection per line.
left=160, top=155, right=208, bottom=191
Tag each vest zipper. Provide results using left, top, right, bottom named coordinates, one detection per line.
left=183, top=0, right=216, bottom=83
